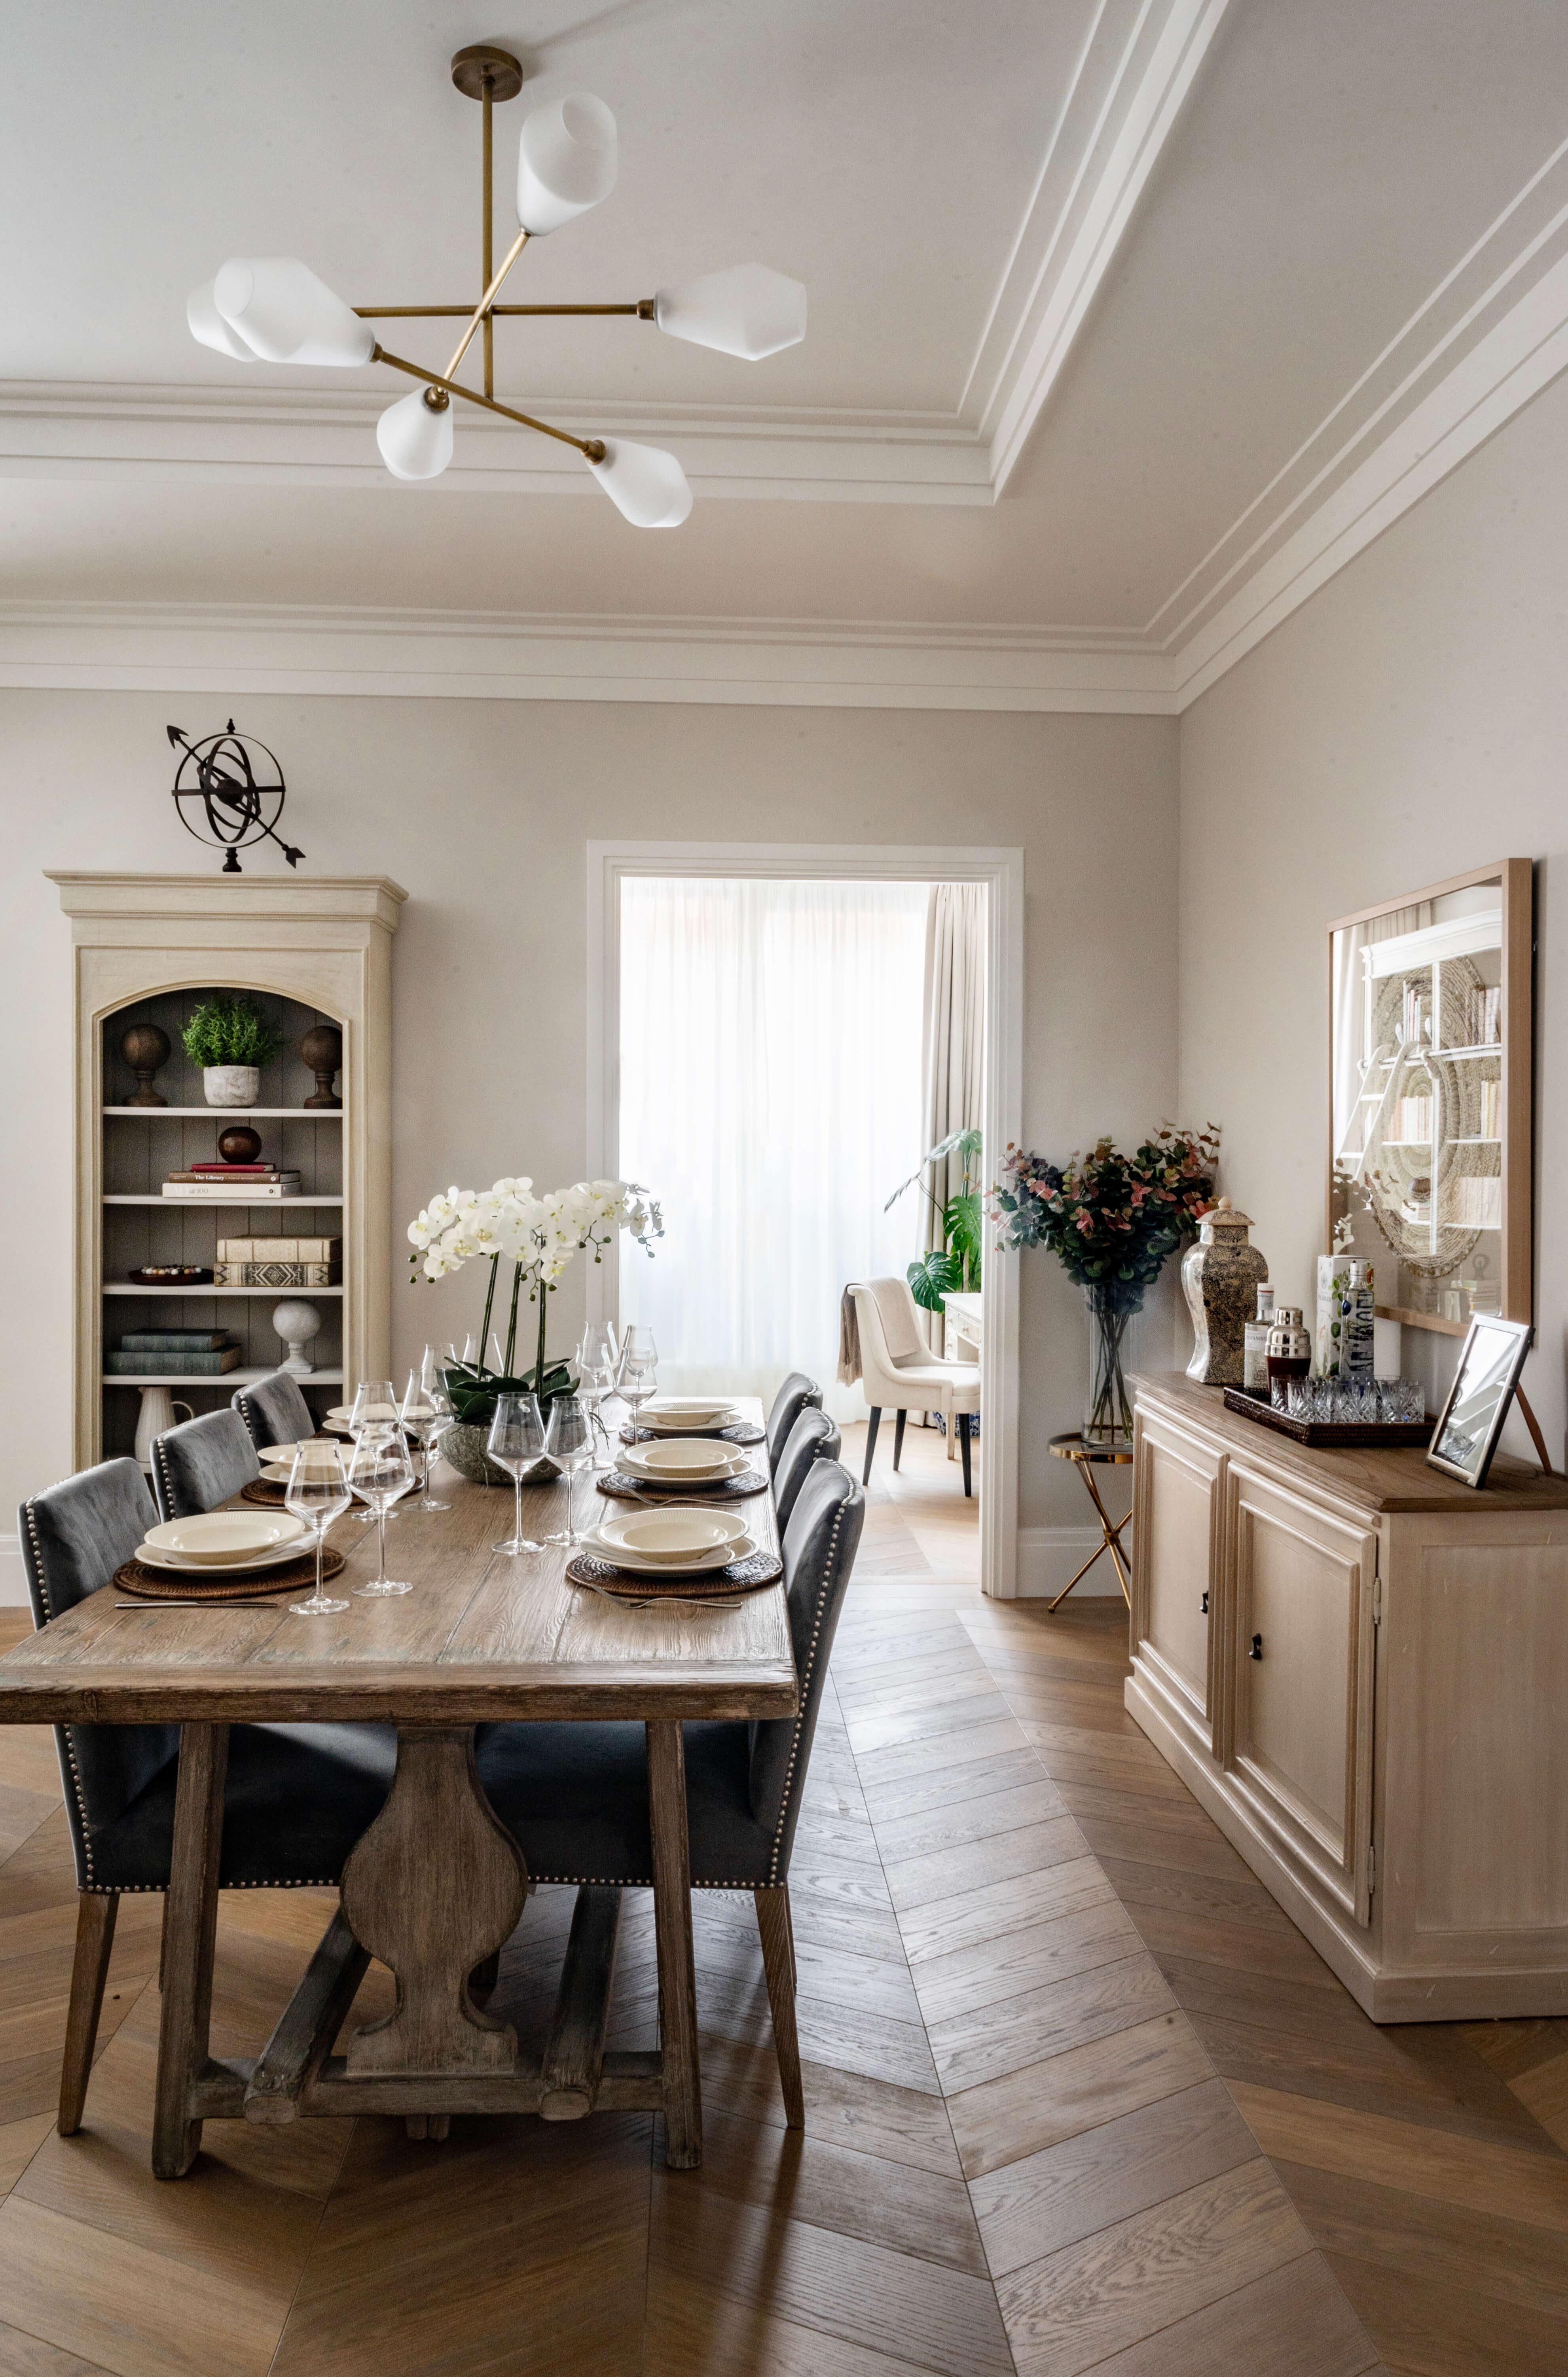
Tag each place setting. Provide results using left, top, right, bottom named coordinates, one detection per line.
left=566, top=1501, right=781, bottom=1608
left=619, top=1394, right=766, bottom=1448
left=597, top=1432, right=770, bottom=1502
left=111, top=1507, right=347, bottom=1606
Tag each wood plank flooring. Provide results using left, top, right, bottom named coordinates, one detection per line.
left=0, top=1434, right=1561, bottom=2375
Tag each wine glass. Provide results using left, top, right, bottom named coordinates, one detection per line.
left=348, top=1427, right=415, bottom=1596
left=285, top=1443, right=351, bottom=1618
left=488, top=1392, right=546, bottom=1555
left=576, top=1326, right=618, bottom=1469
left=400, top=1368, right=445, bottom=1513
left=544, top=1395, right=594, bottom=1546
left=349, top=1379, right=401, bottom=1520
left=412, top=1346, right=453, bottom=1511
left=616, top=1327, right=658, bottom=1441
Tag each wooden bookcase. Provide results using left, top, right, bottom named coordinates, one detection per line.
left=49, top=874, right=406, bottom=1469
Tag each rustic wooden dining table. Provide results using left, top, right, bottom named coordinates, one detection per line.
left=0, top=1398, right=796, bottom=2178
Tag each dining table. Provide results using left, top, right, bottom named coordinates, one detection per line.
left=0, top=1396, right=796, bottom=2178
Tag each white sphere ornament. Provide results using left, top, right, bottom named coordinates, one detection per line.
left=272, top=1300, right=322, bottom=1378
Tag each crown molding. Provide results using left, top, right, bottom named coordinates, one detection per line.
left=0, top=603, right=1178, bottom=712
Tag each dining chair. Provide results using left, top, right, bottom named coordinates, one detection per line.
left=19, top=1457, right=397, bottom=2135
left=849, top=1279, right=980, bottom=1497
left=773, top=1406, right=841, bottom=1528
left=150, top=1406, right=261, bottom=1521
left=765, top=1371, right=822, bottom=1474
left=476, top=1457, right=865, bottom=2125
left=232, top=1370, right=315, bottom=1455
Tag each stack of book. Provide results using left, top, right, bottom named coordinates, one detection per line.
left=215, top=1235, right=341, bottom=1287
left=105, top=1330, right=242, bottom=1376
left=163, top=1162, right=302, bottom=1200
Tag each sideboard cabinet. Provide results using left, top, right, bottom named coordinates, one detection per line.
left=1127, top=1371, right=1568, bottom=2021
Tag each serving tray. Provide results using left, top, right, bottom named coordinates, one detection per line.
left=1222, top=1387, right=1432, bottom=1448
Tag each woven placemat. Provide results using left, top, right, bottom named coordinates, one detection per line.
left=621, top=1420, right=766, bottom=1447
left=243, top=1476, right=424, bottom=1508
left=565, top=1548, right=781, bottom=1602
left=597, top=1467, right=768, bottom=1503
left=112, top=1545, right=347, bottom=1602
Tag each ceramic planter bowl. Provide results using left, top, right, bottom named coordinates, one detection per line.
left=204, top=1064, right=261, bottom=1107
left=439, top=1422, right=560, bottom=1489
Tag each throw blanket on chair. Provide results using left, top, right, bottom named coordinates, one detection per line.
left=837, top=1277, right=929, bottom=1385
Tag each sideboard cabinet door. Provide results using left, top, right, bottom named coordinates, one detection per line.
left=1226, top=1466, right=1378, bottom=1926
left=1131, top=1410, right=1223, bottom=1755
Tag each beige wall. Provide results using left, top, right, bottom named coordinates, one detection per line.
left=1179, top=369, right=1568, bottom=1464
left=0, top=691, right=1178, bottom=1565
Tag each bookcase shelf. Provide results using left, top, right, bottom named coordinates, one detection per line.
left=103, top=1369, right=345, bottom=1389
left=103, top=1195, right=345, bottom=1207
left=104, top=1284, right=345, bottom=1297
left=102, top=1106, right=345, bottom=1119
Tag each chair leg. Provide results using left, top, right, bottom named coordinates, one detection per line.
left=754, top=1885, right=804, bottom=2129
left=59, top=1892, right=119, bottom=2135
left=959, top=1412, right=973, bottom=1499
left=893, top=1409, right=907, bottom=1472
left=862, top=1408, right=881, bottom=1485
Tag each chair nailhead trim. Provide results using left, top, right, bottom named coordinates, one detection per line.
left=22, top=1495, right=97, bottom=1889
left=766, top=1496, right=848, bottom=1885
left=152, top=1437, right=177, bottom=1522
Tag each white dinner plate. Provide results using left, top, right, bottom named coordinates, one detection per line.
left=619, top=1450, right=749, bottom=1486
left=143, top=1511, right=306, bottom=1566
left=258, top=1439, right=339, bottom=1465
left=585, top=1529, right=757, bottom=1578
left=639, top=1398, right=739, bottom=1431
left=620, top=1436, right=748, bottom=1476
left=137, top=1535, right=311, bottom=1577
left=596, top=1507, right=753, bottom=1563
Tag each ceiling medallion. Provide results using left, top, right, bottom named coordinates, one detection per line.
left=186, top=42, right=806, bottom=527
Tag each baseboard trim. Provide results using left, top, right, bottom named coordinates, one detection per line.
left=1015, top=1525, right=1124, bottom=1599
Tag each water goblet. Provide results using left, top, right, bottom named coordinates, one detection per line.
left=488, top=1392, right=546, bottom=1555
left=411, top=1346, right=453, bottom=1509
left=617, top=1327, right=659, bottom=1441
left=544, top=1395, right=595, bottom=1547
left=285, top=1443, right=351, bottom=1617
left=400, top=1369, right=445, bottom=1513
left=348, top=1427, right=415, bottom=1595
left=576, top=1327, right=618, bottom=1468
left=349, top=1380, right=402, bottom=1520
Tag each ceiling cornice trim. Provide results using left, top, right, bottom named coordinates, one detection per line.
left=0, top=602, right=1178, bottom=713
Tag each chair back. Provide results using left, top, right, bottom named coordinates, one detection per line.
left=765, top=1371, right=822, bottom=1473
left=152, top=1407, right=260, bottom=1520
left=19, top=1460, right=179, bottom=1886
left=749, top=1459, right=865, bottom=1870
left=773, top=1407, right=841, bottom=1529
left=233, top=1371, right=314, bottom=1455
left=850, top=1285, right=907, bottom=1408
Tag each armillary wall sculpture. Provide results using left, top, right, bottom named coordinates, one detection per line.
left=188, top=42, right=806, bottom=526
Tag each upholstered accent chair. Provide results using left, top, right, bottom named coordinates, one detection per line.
left=150, top=1407, right=260, bottom=1521
left=232, top=1370, right=315, bottom=1455
left=849, top=1279, right=980, bottom=1496
left=476, top=1458, right=865, bottom=2124
left=19, top=1458, right=397, bottom=2134
left=772, top=1406, right=841, bottom=1529
left=765, top=1371, right=822, bottom=1474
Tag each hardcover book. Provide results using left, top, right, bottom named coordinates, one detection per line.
left=104, top=1348, right=242, bottom=1374
left=161, top=1182, right=298, bottom=1200
left=212, top=1262, right=340, bottom=1287
left=118, top=1331, right=235, bottom=1351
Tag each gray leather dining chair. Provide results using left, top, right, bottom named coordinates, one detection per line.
left=233, top=1370, right=315, bottom=1455
left=476, top=1458, right=865, bottom=2125
left=19, top=1458, right=396, bottom=2135
left=773, top=1406, right=841, bottom=1529
left=151, top=1407, right=260, bottom=1521
left=765, top=1371, right=822, bottom=1475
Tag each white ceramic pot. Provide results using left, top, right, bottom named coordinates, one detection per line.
left=135, top=1387, right=193, bottom=1474
left=204, top=1065, right=261, bottom=1107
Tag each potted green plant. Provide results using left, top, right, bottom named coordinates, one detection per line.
left=182, top=993, right=283, bottom=1107
left=886, top=1126, right=984, bottom=1315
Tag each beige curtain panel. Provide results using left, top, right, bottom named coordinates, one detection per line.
left=919, top=882, right=987, bottom=1345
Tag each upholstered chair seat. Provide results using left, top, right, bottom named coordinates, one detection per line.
left=232, top=1370, right=315, bottom=1455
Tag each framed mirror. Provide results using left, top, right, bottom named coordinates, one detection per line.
left=1328, top=859, right=1532, bottom=1336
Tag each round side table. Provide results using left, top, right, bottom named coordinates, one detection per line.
left=1047, top=1432, right=1133, bottom=1612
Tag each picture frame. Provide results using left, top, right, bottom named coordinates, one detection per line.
left=1425, top=1313, right=1534, bottom=1488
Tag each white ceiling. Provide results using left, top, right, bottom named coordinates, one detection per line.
left=5, top=0, right=1568, bottom=706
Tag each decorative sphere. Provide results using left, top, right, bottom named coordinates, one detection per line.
left=272, top=1300, right=321, bottom=1378
left=217, top=1124, right=263, bottom=1164
left=300, top=1023, right=342, bottom=1072
left=121, top=1023, right=171, bottom=1073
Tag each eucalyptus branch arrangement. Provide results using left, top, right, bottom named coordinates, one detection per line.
left=988, top=1126, right=1220, bottom=1301
left=181, top=992, right=283, bottom=1070
left=406, top=1175, right=664, bottom=1425
left=885, top=1126, right=984, bottom=1310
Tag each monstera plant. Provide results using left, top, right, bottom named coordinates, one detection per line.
left=886, top=1127, right=984, bottom=1313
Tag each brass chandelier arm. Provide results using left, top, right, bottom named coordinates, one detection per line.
left=355, top=304, right=650, bottom=318
left=444, top=225, right=531, bottom=381
left=372, top=343, right=606, bottom=462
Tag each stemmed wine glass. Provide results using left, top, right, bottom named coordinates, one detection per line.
left=408, top=1346, right=453, bottom=1511
left=285, top=1443, right=351, bottom=1617
left=616, top=1328, right=658, bottom=1441
left=488, top=1392, right=546, bottom=1555
left=348, top=1427, right=415, bottom=1596
left=349, top=1379, right=401, bottom=1521
left=544, top=1395, right=594, bottom=1546
left=576, top=1325, right=618, bottom=1469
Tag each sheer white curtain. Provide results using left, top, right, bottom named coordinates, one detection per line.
left=618, top=876, right=929, bottom=1421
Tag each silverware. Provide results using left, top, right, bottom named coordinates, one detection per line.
left=114, top=1599, right=283, bottom=1609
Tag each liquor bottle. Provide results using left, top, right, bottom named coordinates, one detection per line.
left=1242, top=1284, right=1277, bottom=1395
left=1342, top=1258, right=1375, bottom=1380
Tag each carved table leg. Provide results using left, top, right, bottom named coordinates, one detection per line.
left=153, top=1723, right=229, bottom=2179
left=648, top=1719, right=701, bottom=2168
left=340, top=1726, right=527, bottom=2076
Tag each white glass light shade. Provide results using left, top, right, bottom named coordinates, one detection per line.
left=516, top=93, right=617, bottom=234
left=211, top=257, right=375, bottom=367
left=654, top=263, right=806, bottom=360
left=376, top=390, right=453, bottom=481
left=187, top=279, right=257, bottom=360
left=586, top=438, right=692, bottom=528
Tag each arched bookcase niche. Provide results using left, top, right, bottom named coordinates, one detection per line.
left=49, top=874, right=406, bottom=1470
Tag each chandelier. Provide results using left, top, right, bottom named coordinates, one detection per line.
left=186, top=42, right=807, bottom=527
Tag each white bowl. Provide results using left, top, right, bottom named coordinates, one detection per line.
left=620, top=1439, right=748, bottom=1481
left=137, top=1535, right=308, bottom=1577
left=258, top=1439, right=336, bottom=1465
left=586, top=1530, right=756, bottom=1578
left=143, top=1512, right=307, bottom=1566
left=641, top=1398, right=738, bottom=1430
left=597, top=1507, right=752, bottom=1563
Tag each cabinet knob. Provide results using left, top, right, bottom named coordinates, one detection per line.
left=1200, top=1591, right=1209, bottom=1616
left=1249, top=1633, right=1263, bottom=1660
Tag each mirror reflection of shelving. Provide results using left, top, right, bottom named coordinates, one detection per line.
left=100, top=989, right=346, bottom=1464
left=1331, top=887, right=1505, bottom=1328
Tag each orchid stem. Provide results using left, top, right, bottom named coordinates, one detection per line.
left=504, top=1261, right=524, bottom=1377
left=478, top=1255, right=499, bottom=1382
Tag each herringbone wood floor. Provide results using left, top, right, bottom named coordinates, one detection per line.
left=0, top=1447, right=1563, bottom=2374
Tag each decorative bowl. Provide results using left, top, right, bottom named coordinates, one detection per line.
left=439, top=1422, right=560, bottom=1488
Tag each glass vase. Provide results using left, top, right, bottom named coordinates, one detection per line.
left=1083, top=1283, right=1145, bottom=1446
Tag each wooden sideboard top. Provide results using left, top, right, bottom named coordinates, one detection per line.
left=1131, top=1370, right=1568, bottom=1516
